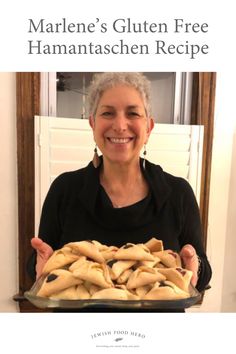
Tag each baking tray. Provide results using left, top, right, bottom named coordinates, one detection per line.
left=24, top=276, right=201, bottom=310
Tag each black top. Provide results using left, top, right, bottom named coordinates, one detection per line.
left=28, top=159, right=212, bottom=293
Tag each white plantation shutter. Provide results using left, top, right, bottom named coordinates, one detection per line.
left=34, top=115, right=203, bottom=233
left=147, top=123, right=203, bottom=201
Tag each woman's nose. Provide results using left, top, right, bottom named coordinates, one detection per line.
left=112, top=114, right=127, bottom=132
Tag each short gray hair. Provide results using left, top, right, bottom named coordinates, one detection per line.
left=87, top=72, right=152, bottom=117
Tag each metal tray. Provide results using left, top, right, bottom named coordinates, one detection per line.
left=24, top=276, right=201, bottom=310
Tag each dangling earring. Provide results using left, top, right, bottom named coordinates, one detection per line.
left=143, top=144, right=147, bottom=170
left=92, top=144, right=100, bottom=168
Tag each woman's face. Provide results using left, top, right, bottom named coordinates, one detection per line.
left=89, top=85, right=154, bottom=165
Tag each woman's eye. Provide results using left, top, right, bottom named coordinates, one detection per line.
left=128, top=112, right=141, bottom=118
left=101, top=112, right=113, bottom=117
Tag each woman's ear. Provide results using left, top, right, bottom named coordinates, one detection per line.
left=147, top=117, right=154, bottom=135
left=89, top=115, right=95, bottom=130
left=145, top=118, right=154, bottom=145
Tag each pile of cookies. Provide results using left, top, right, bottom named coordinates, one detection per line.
left=36, top=238, right=193, bottom=301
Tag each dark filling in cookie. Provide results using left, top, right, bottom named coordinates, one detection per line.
left=107, top=259, right=117, bottom=267
left=176, top=268, right=186, bottom=276
left=46, top=273, right=58, bottom=283
left=123, top=244, right=133, bottom=249
left=168, top=251, right=177, bottom=258
left=159, top=281, right=172, bottom=288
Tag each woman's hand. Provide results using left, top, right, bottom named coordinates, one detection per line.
left=179, top=244, right=199, bottom=286
left=31, top=237, right=53, bottom=279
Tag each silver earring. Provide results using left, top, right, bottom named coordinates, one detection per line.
left=143, top=144, right=147, bottom=170
left=92, top=144, right=100, bottom=168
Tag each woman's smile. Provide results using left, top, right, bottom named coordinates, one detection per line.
left=107, top=137, right=134, bottom=144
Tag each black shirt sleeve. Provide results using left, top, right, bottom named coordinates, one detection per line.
left=38, top=173, right=70, bottom=247
left=27, top=173, right=67, bottom=280
left=178, top=179, right=212, bottom=292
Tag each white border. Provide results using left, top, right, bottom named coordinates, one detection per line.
left=1, top=0, right=236, bottom=352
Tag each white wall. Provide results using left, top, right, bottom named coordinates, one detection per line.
left=221, top=131, right=236, bottom=311
left=0, top=72, right=18, bottom=312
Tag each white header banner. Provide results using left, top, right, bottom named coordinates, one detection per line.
left=0, top=0, right=234, bottom=71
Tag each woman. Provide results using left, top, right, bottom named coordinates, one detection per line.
left=29, top=72, right=211, bottom=297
